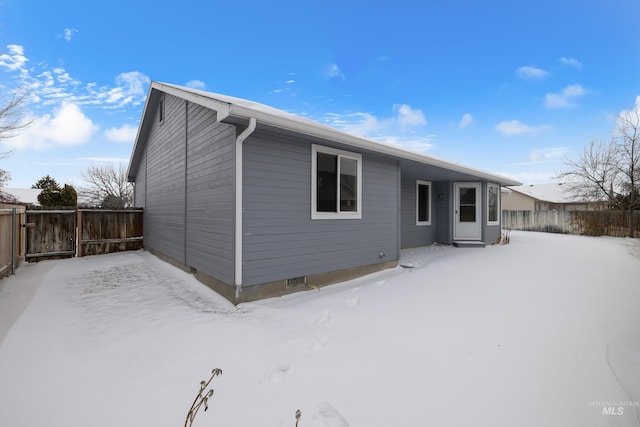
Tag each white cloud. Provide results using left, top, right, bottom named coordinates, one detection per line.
left=105, top=124, right=138, bottom=143
left=185, top=80, right=206, bottom=90
left=616, top=95, right=640, bottom=126
left=517, top=66, right=549, bottom=79
left=495, top=120, right=552, bottom=135
left=5, top=102, right=97, bottom=150
left=545, top=84, right=588, bottom=108
left=80, top=157, right=129, bottom=163
left=328, top=63, right=345, bottom=80
left=560, top=57, right=582, bottom=68
left=527, top=147, right=568, bottom=163
left=0, top=44, right=27, bottom=72
left=54, top=68, right=75, bottom=84
left=88, top=71, right=150, bottom=108
left=1, top=44, right=150, bottom=110
left=57, top=28, right=78, bottom=41
left=321, top=104, right=432, bottom=152
left=496, top=170, right=557, bottom=185
left=459, top=113, right=473, bottom=129
left=395, top=104, right=426, bottom=127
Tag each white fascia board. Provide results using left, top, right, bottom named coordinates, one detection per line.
left=154, top=82, right=521, bottom=187
left=228, top=103, right=522, bottom=187
left=153, top=82, right=231, bottom=121
left=128, top=82, right=231, bottom=181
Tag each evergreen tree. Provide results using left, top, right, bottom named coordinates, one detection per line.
left=37, top=184, right=78, bottom=207
left=32, top=175, right=60, bottom=189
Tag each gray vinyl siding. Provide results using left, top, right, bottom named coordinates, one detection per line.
left=139, top=96, right=236, bottom=283
left=144, top=94, right=187, bottom=264
left=185, top=103, right=236, bottom=285
left=133, top=147, right=146, bottom=208
left=433, top=181, right=451, bottom=244
left=242, top=134, right=399, bottom=286
left=400, top=174, right=434, bottom=248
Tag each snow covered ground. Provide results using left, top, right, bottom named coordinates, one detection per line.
left=0, top=231, right=639, bottom=427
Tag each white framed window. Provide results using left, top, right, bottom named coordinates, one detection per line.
left=416, top=180, right=431, bottom=225
left=487, top=183, right=500, bottom=225
left=311, top=144, right=362, bottom=220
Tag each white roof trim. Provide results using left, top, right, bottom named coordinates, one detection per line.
left=151, top=82, right=521, bottom=186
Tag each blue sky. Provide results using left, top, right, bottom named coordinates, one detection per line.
left=1, top=0, right=639, bottom=188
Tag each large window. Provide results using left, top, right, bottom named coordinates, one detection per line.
left=416, top=180, right=431, bottom=225
left=312, top=145, right=362, bottom=219
left=487, top=183, right=500, bottom=225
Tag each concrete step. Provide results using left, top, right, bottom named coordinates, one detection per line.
left=453, top=240, right=486, bottom=248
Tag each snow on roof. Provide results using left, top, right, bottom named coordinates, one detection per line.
left=507, top=183, right=599, bottom=203
left=129, top=82, right=521, bottom=187
left=0, top=188, right=41, bottom=205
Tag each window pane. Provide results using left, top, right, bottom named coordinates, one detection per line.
left=339, top=157, right=357, bottom=212
left=460, top=206, right=476, bottom=222
left=317, top=152, right=337, bottom=212
left=460, top=188, right=476, bottom=205
left=488, top=186, right=498, bottom=222
left=418, top=184, right=429, bottom=222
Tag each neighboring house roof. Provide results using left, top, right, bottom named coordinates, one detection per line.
left=506, top=183, right=603, bottom=204
left=0, top=188, right=41, bottom=205
left=128, top=82, right=521, bottom=187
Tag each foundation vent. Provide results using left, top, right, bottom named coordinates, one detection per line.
left=286, top=276, right=307, bottom=288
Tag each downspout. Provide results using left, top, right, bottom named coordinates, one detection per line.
left=234, top=117, right=257, bottom=298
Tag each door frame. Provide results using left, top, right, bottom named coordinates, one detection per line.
left=453, top=182, right=482, bottom=241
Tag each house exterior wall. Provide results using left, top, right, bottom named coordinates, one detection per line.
left=400, top=173, right=435, bottom=248
left=401, top=178, right=505, bottom=247
left=483, top=182, right=502, bottom=244
left=433, top=181, right=451, bottom=244
left=144, top=94, right=187, bottom=264
left=134, top=94, right=236, bottom=285
left=502, top=191, right=535, bottom=210
left=241, top=133, right=399, bottom=287
left=133, top=145, right=146, bottom=208
left=184, top=103, right=236, bottom=285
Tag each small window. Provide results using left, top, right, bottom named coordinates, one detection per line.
left=158, top=95, right=164, bottom=124
left=312, top=145, right=362, bottom=219
left=416, top=180, right=431, bottom=225
left=487, top=183, right=500, bottom=225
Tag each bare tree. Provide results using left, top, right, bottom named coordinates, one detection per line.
left=557, top=103, right=640, bottom=237
left=0, top=153, right=10, bottom=187
left=78, top=163, right=133, bottom=208
left=0, top=88, right=32, bottom=197
left=0, top=88, right=31, bottom=141
left=614, top=108, right=640, bottom=236
left=556, top=138, right=620, bottom=204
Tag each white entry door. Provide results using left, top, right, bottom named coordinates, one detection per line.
left=454, top=182, right=482, bottom=241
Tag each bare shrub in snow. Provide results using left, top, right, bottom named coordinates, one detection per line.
left=184, top=368, right=222, bottom=427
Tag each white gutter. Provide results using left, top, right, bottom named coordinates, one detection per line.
left=234, top=117, right=257, bottom=296
left=154, top=82, right=521, bottom=186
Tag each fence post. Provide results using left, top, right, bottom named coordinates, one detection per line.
left=77, top=210, right=83, bottom=257
left=11, top=207, right=17, bottom=275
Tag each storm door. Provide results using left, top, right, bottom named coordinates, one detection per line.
left=453, top=182, right=482, bottom=240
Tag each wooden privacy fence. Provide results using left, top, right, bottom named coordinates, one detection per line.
left=77, top=209, right=144, bottom=256
left=502, top=209, right=640, bottom=237
left=1, top=208, right=143, bottom=277
left=0, top=205, right=26, bottom=279
left=26, top=209, right=77, bottom=261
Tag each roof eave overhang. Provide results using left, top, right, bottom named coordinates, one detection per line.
left=128, top=82, right=522, bottom=187
left=226, top=103, right=522, bottom=187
